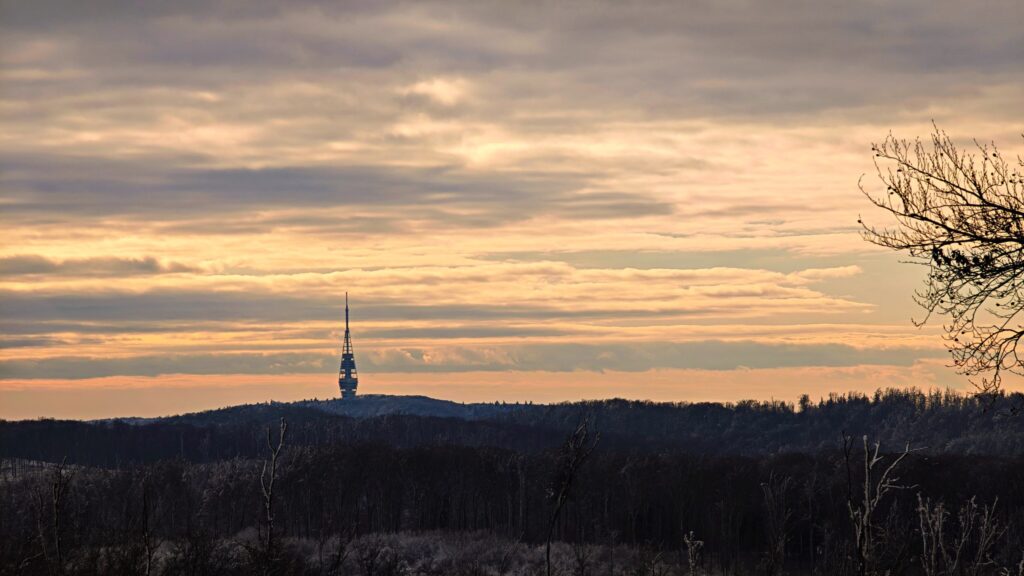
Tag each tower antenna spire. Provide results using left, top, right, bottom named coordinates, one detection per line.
left=338, top=292, right=358, bottom=399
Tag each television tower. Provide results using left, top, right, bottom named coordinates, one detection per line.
left=338, top=293, right=358, bottom=399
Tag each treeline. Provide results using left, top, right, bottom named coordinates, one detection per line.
left=2, top=389, right=1023, bottom=467
left=3, top=436, right=1024, bottom=574
left=0, top=412, right=569, bottom=467
left=483, top=388, right=1024, bottom=456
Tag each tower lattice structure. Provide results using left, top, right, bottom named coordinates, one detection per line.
left=338, top=293, right=358, bottom=399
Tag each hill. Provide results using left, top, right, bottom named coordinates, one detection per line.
left=3, top=388, right=1024, bottom=575
left=3, top=388, right=1022, bottom=467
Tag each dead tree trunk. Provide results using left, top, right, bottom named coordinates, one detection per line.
left=261, top=417, right=288, bottom=564
left=844, top=434, right=914, bottom=576
left=34, top=457, right=73, bottom=576
left=761, top=472, right=792, bottom=576
left=546, top=417, right=599, bottom=576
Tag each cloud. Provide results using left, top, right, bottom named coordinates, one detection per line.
left=0, top=153, right=671, bottom=228
left=0, top=289, right=746, bottom=325
left=0, top=254, right=871, bottom=326
left=403, top=78, right=471, bottom=106
left=1, top=0, right=1019, bottom=411
left=0, top=255, right=196, bottom=277
left=0, top=336, right=63, bottom=348
left=480, top=249, right=855, bottom=273
left=360, top=326, right=574, bottom=340
left=0, top=340, right=945, bottom=379
left=5, top=1, right=1021, bottom=113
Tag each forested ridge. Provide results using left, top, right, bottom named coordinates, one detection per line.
left=2, top=388, right=1023, bottom=575
left=4, top=388, right=1023, bottom=465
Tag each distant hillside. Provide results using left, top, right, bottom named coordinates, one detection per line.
left=3, top=388, right=1022, bottom=467
left=106, top=394, right=510, bottom=426
left=300, top=394, right=512, bottom=420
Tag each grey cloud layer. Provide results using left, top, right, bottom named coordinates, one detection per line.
left=3, top=0, right=1021, bottom=229
left=0, top=255, right=195, bottom=277
left=1, top=154, right=668, bottom=227
left=482, top=249, right=846, bottom=273
left=7, top=1, right=1022, bottom=81
left=0, top=341, right=944, bottom=379
left=4, top=0, right=1020, bottom=119
left=0, top=289, right=719, bottom=328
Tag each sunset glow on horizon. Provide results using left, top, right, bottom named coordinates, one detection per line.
left=2, top=1, right=1022, bottom=419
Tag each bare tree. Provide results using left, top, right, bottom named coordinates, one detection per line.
left=844, top=435, right=914, bottom=576
left=682, top=530, right=704, bottom=576
left=1002, top=556, right=1024, bottom=576
left=260, top=417, right=288, bottom=563
left=860, top=127, right=1024, bottom=393
left=353, top=536, right=403, bottom=576
left=318, top=523, right=353, bottom=576
left=34, top=458, right=74, bottom=576
left=571, top=540, right=593, bottom=576
left=137, top=474, right=159, bottom=576
left=637, top=549, right=671, bottom=576
left=605, top=529, right=620, bottom=576
left=761, top=473, right=793, bottom=576
left=546, top=417, right=600, bottom=576
left=917, top=494, right=1005, bottom=576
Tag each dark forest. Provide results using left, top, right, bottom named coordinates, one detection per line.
left=2, top=388, right=1023, bottom=575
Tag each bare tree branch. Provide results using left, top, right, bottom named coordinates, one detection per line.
left=860, top=126, right=1024, bottom=394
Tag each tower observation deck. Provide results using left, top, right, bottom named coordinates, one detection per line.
left=338, top=293, right=358, bottom=399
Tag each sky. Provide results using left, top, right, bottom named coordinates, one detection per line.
left=1, top=0, right=1023, bottom=419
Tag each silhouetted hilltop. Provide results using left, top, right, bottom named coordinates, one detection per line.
left=302, top=394, right=506, bottom=420
left=2, top=388, right=1022, bottom=467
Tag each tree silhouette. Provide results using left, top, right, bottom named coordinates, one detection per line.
left=260, top=417, right=288, bottom=569
left=860, top=127, right=1024, bottom=393
left=546, top=417, right=599, bottom=576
